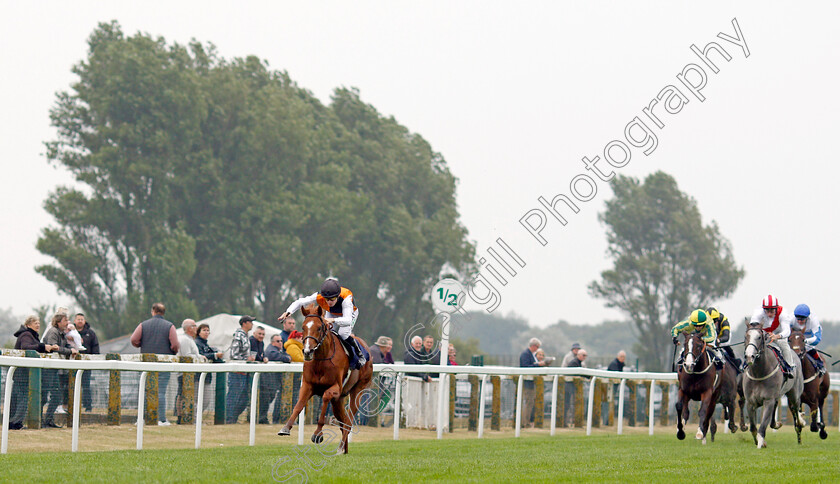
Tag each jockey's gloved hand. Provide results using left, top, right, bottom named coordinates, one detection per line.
left=672, top=336, right=679, bottom=345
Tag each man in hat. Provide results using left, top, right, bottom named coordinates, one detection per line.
left=561, top=343, right=582, bottom=367
left=369, top=336, right=395, bottom=364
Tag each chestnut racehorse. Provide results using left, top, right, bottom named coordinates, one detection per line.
left=789, top=329, right=829, bottom=439
left=277, top=304, right=373, bottom=454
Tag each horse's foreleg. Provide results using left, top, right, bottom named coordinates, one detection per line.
left=756, top=399, right=775, bottom=448
left=312, top=386, right=340, bottom=444
left=696, top=391, right=714, bottom=443
left=675, top=392, right=686, bottom=440
left=787, top=391, right=804, bottom=445
left=746, top=401, right=758, bottom=445
left=278, top=383, right=313, bottom=436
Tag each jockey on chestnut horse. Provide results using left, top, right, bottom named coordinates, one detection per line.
left=276, top=278, right=373, bottom=454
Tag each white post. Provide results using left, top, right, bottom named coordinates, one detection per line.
left=137, top=371, right=148, bottom=450
left=1, top=367, right=16, bottom=454
left=249, top=372, right=261, bottom=446
left=648, top=380, right=656, bottom=436
left=393, top=373, right=402, bottom=441
left=297, top=407, right=305, bottom=445
left=436, top=313, right=451, bottom=439
left=71, top=369, right=84, bottom=452
left=617, top=379, right=626, bottom=435
left=477, top=374, right=488, bottom=439
left=195, top=372, right=207, bottom=449
left=515, top=374, right=524, bottom=437
left=586, top=377, right=597, bottom=436
left=550, top=375, right=558, bottom=436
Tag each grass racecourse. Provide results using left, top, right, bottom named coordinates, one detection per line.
left=0, top=425, right=837, bottom=483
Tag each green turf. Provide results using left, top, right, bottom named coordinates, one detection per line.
left=0, top=430, right=837, bottom=483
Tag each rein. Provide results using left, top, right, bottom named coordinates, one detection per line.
left=744, top=328, right=781, bottom=381
left=301, top=314, right=336, bottom=361
left=681, top=336, right=712, bottom=375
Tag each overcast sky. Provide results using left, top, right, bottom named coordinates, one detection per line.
left=2, top=1, right=838, bottom=330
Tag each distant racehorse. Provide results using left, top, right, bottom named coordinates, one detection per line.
left=789, top=329, right=829, bottom=439
left=675, top=332, right=722, bottom=444
left=277, top=304, right=373, bottom=454
left=742, top=324, right=805, bottom=448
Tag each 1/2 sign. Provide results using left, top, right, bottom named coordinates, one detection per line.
left=431, top=278, right=465, bottom=313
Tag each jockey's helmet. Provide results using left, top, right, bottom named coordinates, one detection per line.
left=794, top=304, right=810, bottom=318
left=706, top=307, right=720, bottom=322
left=689, top=309, right=709, bottom=327
left=762, top=294, right=779, bottom=309
left=320, top=278, right=341, bottom=299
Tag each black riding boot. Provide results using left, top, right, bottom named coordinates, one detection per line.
left=342, top=335, right=365, bottom=370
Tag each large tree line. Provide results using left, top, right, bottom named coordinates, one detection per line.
left=37, top=23, right=745, bottom=369
left=37, top=22, right=475, bottom=340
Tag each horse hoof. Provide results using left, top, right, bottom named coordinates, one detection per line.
left=695, top=429, right=703, bottom=440
left=701, top=437, right=707, bottom=445
left=820, top=429, right=828, bottom=440
left=677, top=429, right=685, bottom=440
left=771, top=422, right=782, bottom=430
left=277, top=427, right=291, bottom=436
left=740, top=425, right=748, bottom=433
left=729, top=424, right=737, bottom=434
left=311, top=433, right=323, bottom=444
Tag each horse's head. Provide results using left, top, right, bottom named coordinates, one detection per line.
left=744, top=323, right=766, bottom=367
left=300, top=304, right=327, bottom=361
left=788, top=329, right=806, bottom=356
left=681, top=332, right=706, bottom=372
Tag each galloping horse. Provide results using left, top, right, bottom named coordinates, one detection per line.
left=714, top=346, right=745, bottom=434
left=742, top=323, right=805, bottom=448
left=277, top=304, right=373, bottom=454
left=675, top=332, right=723, bottom=444
left=789, top=329, right=829, bottom=439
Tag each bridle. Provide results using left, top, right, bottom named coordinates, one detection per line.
left=681, top=333, right=712, bottom=375
left=744, top=326, right=781, bottom=381
left=302, top=313, right=328, bottom=353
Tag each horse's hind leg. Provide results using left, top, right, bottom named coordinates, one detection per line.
left=278, top=383, right=313, bottom=436
left=788, top=393, right=804, bottom=445
left=331, top=397, right=351, bottom=454
left=818, top=398, right=828, bottom=439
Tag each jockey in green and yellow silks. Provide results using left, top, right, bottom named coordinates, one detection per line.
left=671, top=309, right=723, bottom=369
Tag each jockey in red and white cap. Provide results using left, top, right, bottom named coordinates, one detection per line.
left=749, top=294, right=796, bottom=378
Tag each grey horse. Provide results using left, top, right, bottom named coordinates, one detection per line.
left=742, top=323, right=805, bottom=448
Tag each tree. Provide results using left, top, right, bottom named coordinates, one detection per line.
left=37, top=22, right=475, bottom=340
left=588, top=171, right=745, bottom=371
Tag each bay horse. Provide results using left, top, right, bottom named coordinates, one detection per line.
left=789, top=329, right=829, bottom=439
left=713, top=345, right=744, bottom=435
left=277, top=304, right=373, bottom=454
left=742, top=323, right=805, bottom=448
left=675, top=332, right=722, bottom=444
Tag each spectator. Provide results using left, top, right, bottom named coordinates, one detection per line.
left=369, top=336, right=395, bottom=364
left=226, top=315, right=255, bottom=424
left=261, top=334, right=291, bottom=424
left=564, top=347, right=587, bottom=427
left=448, top=344, right=458, bottom=366
left=195, top=323, right=223, bottom=410
left=250, top=326, right=269, bottom=363
left=403, top=336, right=431, bottom=382
left=130, top=303, right=180, bottom=426
left=421, top=335, right=441, bottom=377
left=75, top=313, right=99, bottom=412
left=535, top=348, right=555, bottom=366
left=284, top=331, right=305, bottom=362
left=605, top=350, right=626, bottom=425
left=175, top=319, right=200, bottom=424
left=279, top=317, right=296, bottom=344
left=608, top=350, right=626, bottom=372
left=561, top=343, right=581, bottom=367
left=64, top=323, right=85, bottom=351
left=9, top=316, right=58, bottom=429
left=41, top=312, right=78, bottom=428
left=519, top=338, right=545, bottom=428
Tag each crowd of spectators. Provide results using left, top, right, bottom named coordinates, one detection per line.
left=5, top=301, right=631, bottom=432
